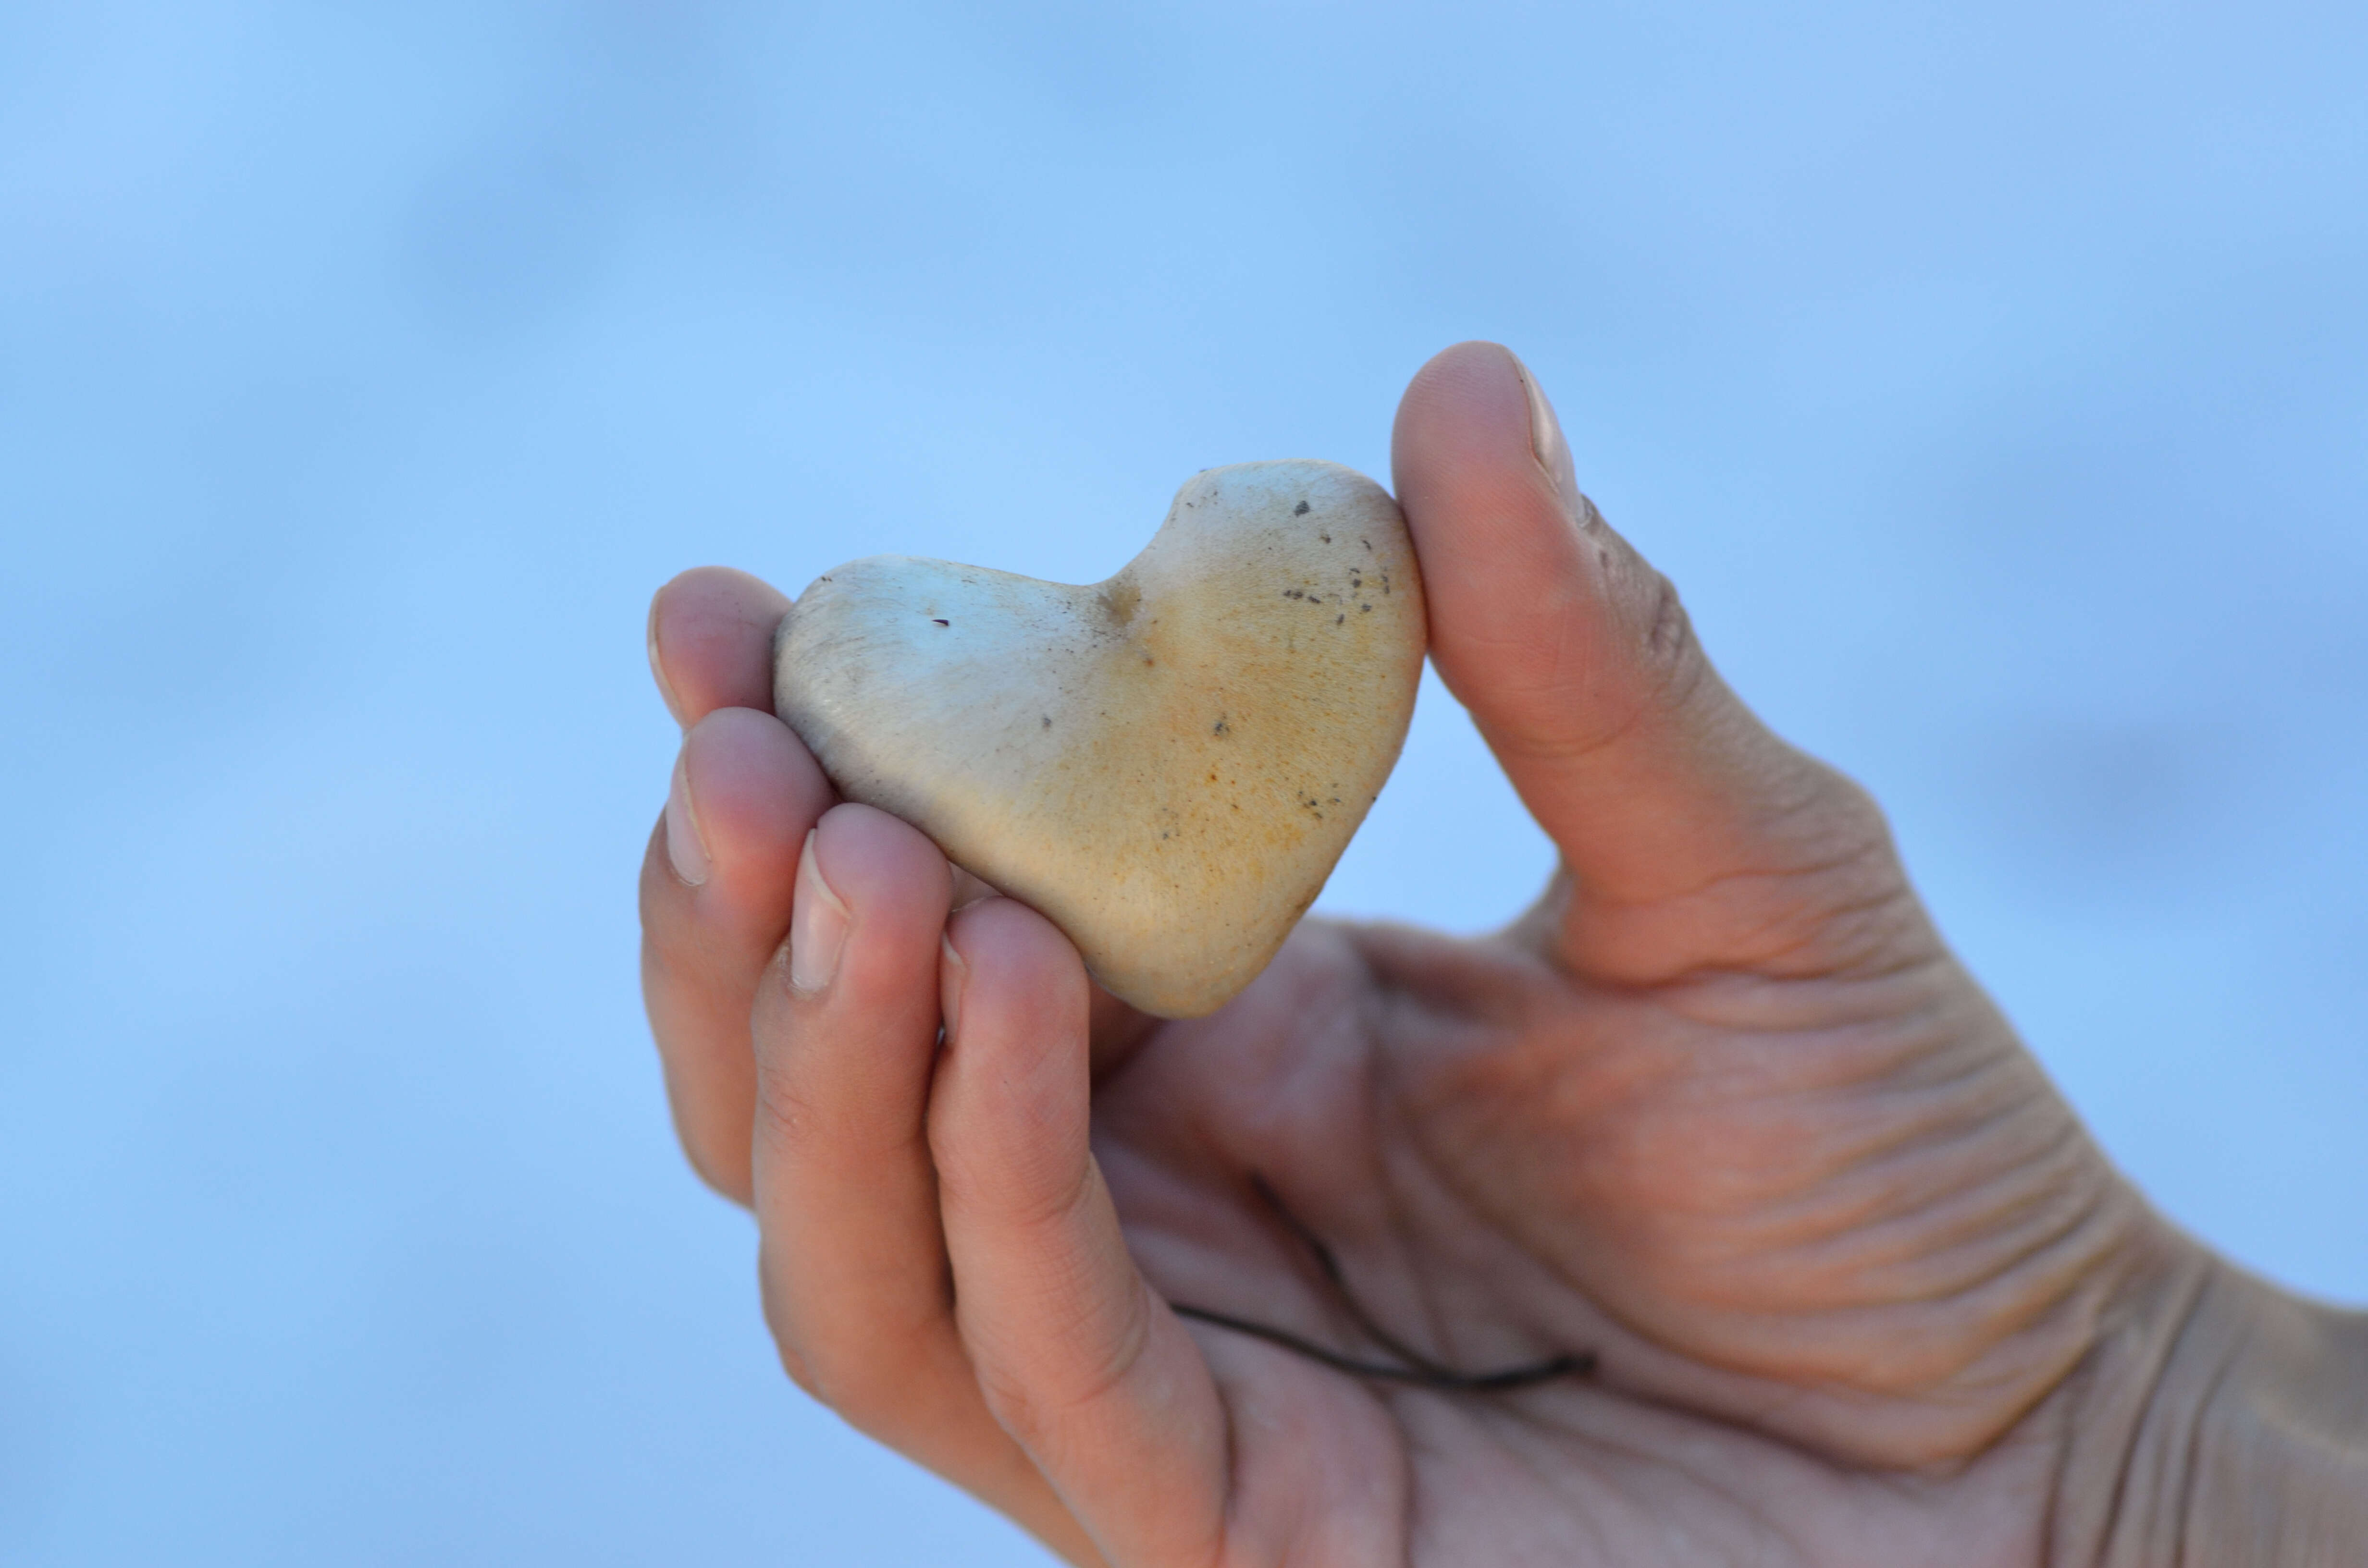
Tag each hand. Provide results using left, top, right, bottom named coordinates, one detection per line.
left=638, top=343, right=2362, bottom=1565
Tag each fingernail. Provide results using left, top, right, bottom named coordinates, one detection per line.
left=1506, top=348, right=1584, bottom=524
left=648, top=603, right=687, bottom=727
left=665, top=753, right=711, bottom=886
left=938, top=933, right=967, bottom=1041
left=789, top=830, right=850, bottom=995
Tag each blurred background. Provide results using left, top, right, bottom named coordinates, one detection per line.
left=3, top=0, right=2365, bottom=1560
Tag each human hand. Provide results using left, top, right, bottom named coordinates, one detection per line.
left=639, top=343, right=2366, bottom=1565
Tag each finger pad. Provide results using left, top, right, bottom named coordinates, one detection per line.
left=653, top=566, right=792, bottom=719
left=684, top=708, right=831, bottom=868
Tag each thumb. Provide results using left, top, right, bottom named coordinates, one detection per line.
left=1390, top=342, right=1923, bottom=985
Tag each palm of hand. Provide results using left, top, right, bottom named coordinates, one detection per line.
left=1093, top=887, right=2122, bottom=1564
left=640, top=344, right=2164, bottom=1566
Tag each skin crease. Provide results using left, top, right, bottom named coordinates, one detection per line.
left=638, top=343, right=2245, bottom=1567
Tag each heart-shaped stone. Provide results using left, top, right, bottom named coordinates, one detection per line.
left=774, top=460, right=1425, bottom=1018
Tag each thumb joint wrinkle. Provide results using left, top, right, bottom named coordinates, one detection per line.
left=1640, top=572, right=1696, bottom=670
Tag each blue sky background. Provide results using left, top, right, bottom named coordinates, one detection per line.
left=3, top=1, right=2365, bottom=1561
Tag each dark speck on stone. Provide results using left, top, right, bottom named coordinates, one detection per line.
left=1361, top=603, right=1371, bottom=612
left=1334, top=613, right=1344, bottom=625
left=1042, top=716, right=1052, bottom=729
left=1320, top=534, right=1331, bottom=543
left=1293, top=501, right=1310, bottom=515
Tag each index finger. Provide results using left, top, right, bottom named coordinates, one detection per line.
left=649, top=566, right=792, bottom=726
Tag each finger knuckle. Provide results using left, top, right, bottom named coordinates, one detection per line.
left=752, top=1069, right=824, bottom=1155
left=972, top=1356, right=1054, bottom=1451
left=672, top=1124, right=751, bottom=1206
left=776, top=1340, right=826, bottom=1403
left=804, top=1357, right=928, bottom=1440
left=1630, top=567, right=1704, bottom=698
left=971, top=1285, right=1153, bottom=1454
left=756, top=1265, right=825, bottom=1401
left=756, top=1262, right=913, bottom=1427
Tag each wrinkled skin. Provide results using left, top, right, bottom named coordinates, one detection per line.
left=639, top=343, right=2201, bottom=1566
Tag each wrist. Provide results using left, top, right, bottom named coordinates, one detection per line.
left=2052, top=1228, right=2368, bottom=1566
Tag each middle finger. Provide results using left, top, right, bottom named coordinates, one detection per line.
left=749, top=802, right=1096, bottom=1563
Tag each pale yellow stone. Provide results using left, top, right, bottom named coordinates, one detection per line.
left=775, top=460, right=1426, bottom=1017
